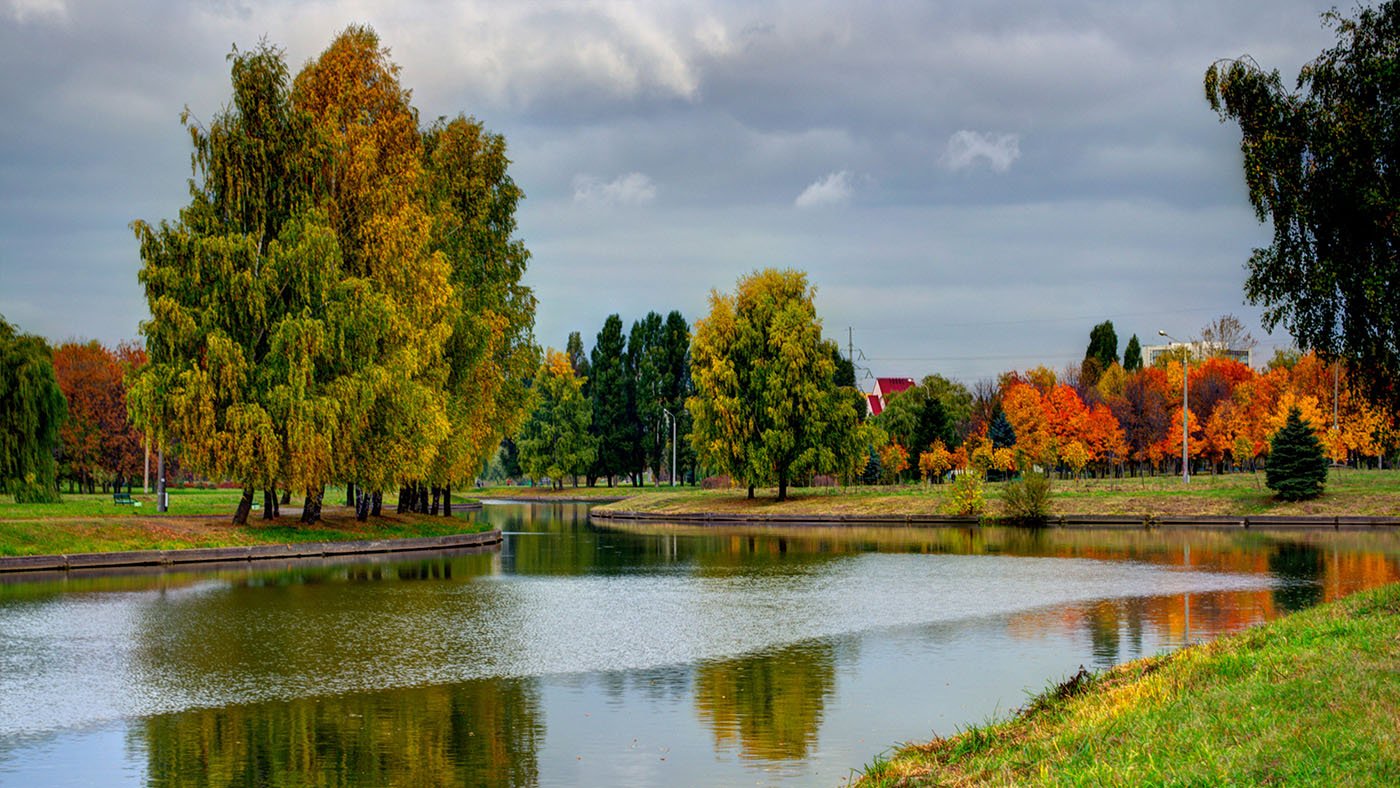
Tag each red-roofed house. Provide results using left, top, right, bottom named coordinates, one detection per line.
left=866, top=377, right=915, bottom=417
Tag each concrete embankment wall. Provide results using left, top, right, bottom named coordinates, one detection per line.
left=0, top=530, right=502, bottom=574
left=589, top=510, right=1400, bottom=531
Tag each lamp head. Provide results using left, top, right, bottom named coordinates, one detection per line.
left=1158, top=329, right=1168, bottom=337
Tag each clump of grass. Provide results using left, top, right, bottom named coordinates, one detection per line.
left=854, top=581, right=1400, bottom=785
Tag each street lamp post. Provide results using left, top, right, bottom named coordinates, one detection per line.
left=661, top=408, right=677, bottom=487
left=1159, top=330, right=1189, bottom=483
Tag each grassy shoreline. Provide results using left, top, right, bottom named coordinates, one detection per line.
left=497, top=468, right=1400, bottom=519
left=0, top=488, right=488, bottom=557
left=855, top=580, right=1400, bottom=786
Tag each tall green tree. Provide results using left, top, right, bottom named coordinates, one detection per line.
left=589, top=315, right=633, bottom=486
left=628, top=312, right=664, bottom=484
left=1206, top=3, right=1400, bottom=408
left=518, top=350, right=596, bottom=489
left=658, top=310, right=694, bottom=483
left=1085, top=320, right=1119, bottom=382
left=1123, top=334, right=1144, bottom=372
left=688, top=269, right=863, bottom=501
left=0, top=317, right=66, bottom=502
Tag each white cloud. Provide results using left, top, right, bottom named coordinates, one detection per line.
left=942, top=130, right=1022, bottom=173
left=573, top=172, right=657, bottom=206
left=794, top=170, right=853, bottom=208
left=6, top=0, right=66, bottom=23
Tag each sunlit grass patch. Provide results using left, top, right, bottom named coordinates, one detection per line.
left=854, top=581, right=1400, bottom=786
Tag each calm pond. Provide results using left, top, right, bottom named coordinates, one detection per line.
left=1, top=501, right=1397, bottom=786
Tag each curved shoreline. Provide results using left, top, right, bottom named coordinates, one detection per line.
left=589, top=509, right=1400, bottom=530
left=0, top=529, right=503, bottom=574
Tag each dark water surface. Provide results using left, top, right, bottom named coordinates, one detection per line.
left=1, top=502, right=1397, bottom=786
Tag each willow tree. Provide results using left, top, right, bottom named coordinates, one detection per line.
left=688, top=269, right=863, bottom=501
left=0, top=316, right=66, bottom=502
left=419, top=115, right=539, bottom=515
left=132, top=42, right=320, bottom=524
left=294, top=27, right=452, bottom=521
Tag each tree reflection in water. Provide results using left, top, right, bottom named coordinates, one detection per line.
left=694, top=641, right=837, bottom=761
left=136, top=678, right=542, bottom=787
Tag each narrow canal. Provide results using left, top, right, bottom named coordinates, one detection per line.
left=1, top=502, right=1396, bottom=786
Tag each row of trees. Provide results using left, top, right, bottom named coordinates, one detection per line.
left=885, top=348, right=1394, bottom=486
left=513, top=311, right=694, bottom=489
left=131, top=28, right=537, bottom=523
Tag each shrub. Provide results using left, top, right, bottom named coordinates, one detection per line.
left=946, top=471, right=986, bottom=516
left=1001, top=471, right=1052, bottom=523
left=1266, top=407, right=1328, bottom=501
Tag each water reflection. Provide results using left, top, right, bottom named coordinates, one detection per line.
left=138, top=679, right=542, bottom=787
left=695, top=641, right=838, bottom=761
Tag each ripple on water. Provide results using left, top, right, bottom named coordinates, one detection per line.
left=0, top=552, right=1272, bottom=736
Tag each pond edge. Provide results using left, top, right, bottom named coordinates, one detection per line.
left=0, top=530, right=503, bottom=574
left=588, top=509, right=1400, bottom=530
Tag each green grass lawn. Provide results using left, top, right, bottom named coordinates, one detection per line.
left=583, top=467, right=1400, bottom=518
left=0, top=487, right=489, bottom=557
left=857, top=580, right=1400, bottom=786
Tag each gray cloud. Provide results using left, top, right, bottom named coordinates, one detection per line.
left=794, top=170, right=853, bottom=208
left=942, top=131, right=1021, bottom=173
left=572, top=172, right=658, bottom=206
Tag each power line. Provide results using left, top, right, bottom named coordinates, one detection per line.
left=851, top=305, right=1249, bottom=332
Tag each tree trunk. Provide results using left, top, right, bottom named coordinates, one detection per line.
left=355, top=488, right=370, bottom=521
left=442, top=485, right=452, bottom=516
left=262, top=489, right=276, bottom=520
left=430, top=486, right=440, bottom=516
left=280, top=488, right=290, bottom=505
left=417, top=482, right=430, bottom=514
left=346, top=482, right=355, bottom=507
left=301, top=485, right=324, bottom=524
left=233, top=486, right=254, bottom=525
left=397, top=486, right=409, bottom=513
left=371, top=490, right=382, bottom=517
left=747, top=484, right=754, bottom=499
left=777, top=468, right=788, bottom=502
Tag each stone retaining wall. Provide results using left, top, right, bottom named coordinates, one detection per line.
left=0, top=530, right=502, bottom=574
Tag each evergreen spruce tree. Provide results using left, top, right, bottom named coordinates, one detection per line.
left=1123, top=334, right=1144, bottom=372
left=860, top=445, right=882, bottom=486
left=1265, top=407, right=1328, bottom=501
left=988, top=409, right=1017, bottom=449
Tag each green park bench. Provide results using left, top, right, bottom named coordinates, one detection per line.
left=113, top=492, right=137, bottom=506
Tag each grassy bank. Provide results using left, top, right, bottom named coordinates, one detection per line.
left=585, top=468, right=1400, bottom=519
left=0, top=488, right=488, bottom=557
left=857, top=581, right=1400, bottom=786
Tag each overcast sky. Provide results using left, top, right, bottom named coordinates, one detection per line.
left=0, top=0, right=1343, bottom=384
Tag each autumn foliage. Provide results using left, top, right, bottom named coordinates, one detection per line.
left=987, top=352, right=1393, bottom=477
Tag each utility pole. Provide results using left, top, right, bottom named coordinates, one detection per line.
left=661, top=408, right=677, bottom=486
left=157, top=439, right=168, bottom=512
